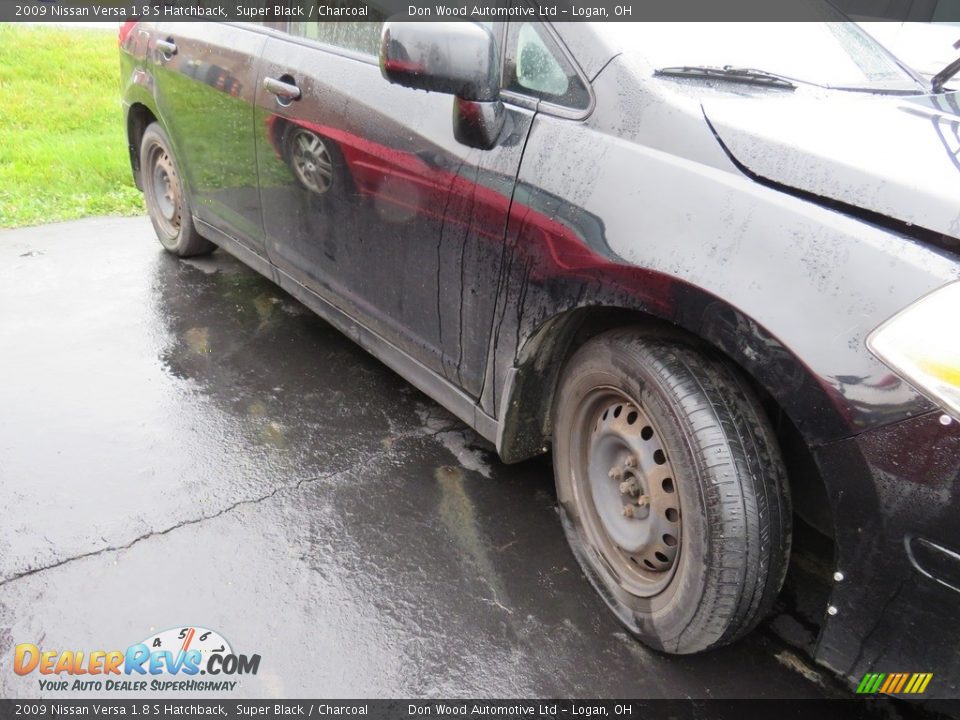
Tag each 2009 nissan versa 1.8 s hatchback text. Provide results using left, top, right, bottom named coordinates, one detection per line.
left=121, top=12, right=960, bottom=691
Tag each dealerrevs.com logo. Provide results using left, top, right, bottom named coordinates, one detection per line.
left=14, top=626, right=261, bottom=692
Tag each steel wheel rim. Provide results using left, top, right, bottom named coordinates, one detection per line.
left=290, top=130, right=334, bottom=194
left=148, top=144, right=182, bottom=241
left=573, top=387, right=682, bottom=597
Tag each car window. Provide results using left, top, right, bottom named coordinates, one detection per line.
left=287, top=3, right=386, bottom=57
left=504, top=22, right=590, bottom=109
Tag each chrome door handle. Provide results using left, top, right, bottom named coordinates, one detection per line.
left=263, top=76, right=301, bottom=102
left=155, top=39, right=177, bottom=57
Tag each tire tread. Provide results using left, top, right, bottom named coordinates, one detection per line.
left=556, top=328, right=791, bottom=653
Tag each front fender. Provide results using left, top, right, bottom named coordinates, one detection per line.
left=491, top=279, right=840, bottom=464
left=488, top=82, right=958, bottom=457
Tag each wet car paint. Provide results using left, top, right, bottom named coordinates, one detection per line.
left=252, top=34, right=533, bottom=397
left=150, top=23, right=267, bottom=248
left=117, top=21, right=960, bottom=690
left=486, top=53, right=960, bottom=447
left=0, top=217, right=844, bottom=699
left=813, top=411, right=960, bottom=695
left=701, top=90, right=960, bottom=245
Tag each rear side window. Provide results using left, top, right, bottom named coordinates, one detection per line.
left=504, top=22, right=590, bottom=110
left=287, top=3, right=386, bottom=56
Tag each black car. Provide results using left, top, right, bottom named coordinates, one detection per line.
left=121, top=14, right=960, bottom=693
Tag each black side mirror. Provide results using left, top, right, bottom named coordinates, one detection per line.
left=380, top=22, right=505, bottom=149
left=379, top=22, right=499, bottom=100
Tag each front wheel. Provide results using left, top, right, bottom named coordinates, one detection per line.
left=552, top=329, right=791, bottom=654
left=140, top=123, right=215, bottom=258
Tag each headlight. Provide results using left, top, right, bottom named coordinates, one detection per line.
left=868, top=282, right=960, bottom=419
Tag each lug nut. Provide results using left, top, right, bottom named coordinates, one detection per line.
left=624, top=455, right=637, bottom=468
left=622, top=505, right=636, bottom=518
left=609, top=468, right=624, bottom=482
left=636, top=495, right=651, bottom=508
left=619, top=478, right=640, bottom=496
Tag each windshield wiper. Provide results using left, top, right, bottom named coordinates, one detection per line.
left=654, top=65, right=797, bottom=90
left=931, top=56, right=960, bottom=93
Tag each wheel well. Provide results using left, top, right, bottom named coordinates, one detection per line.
left=498, top=306, right=689, bottom=463
left=126, top=103, right=157, bottom=190
left=499, top=305, right=836, bottom=540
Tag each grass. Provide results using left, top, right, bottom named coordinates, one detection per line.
left=0, top=25, right=144, bottom=228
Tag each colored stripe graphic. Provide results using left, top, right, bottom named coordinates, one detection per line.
left=856, top=672, right=932, bottom=694
left=879, top=674, right=896, bottom=693
left=894, top=674, right=909, bottom=693
left=856, top=673, right=881, bottom=694
left=904, top=674, right=921, bottom=694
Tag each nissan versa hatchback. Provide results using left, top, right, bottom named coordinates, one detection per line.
left=121, top=12, right=960, bottom=692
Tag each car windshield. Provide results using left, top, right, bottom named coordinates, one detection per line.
left=603, top=20, right=925, bottom=93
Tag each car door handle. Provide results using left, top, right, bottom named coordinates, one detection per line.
left=155, top=39, right=177, bottom=57
left=263, top=76, right=301, bottom=102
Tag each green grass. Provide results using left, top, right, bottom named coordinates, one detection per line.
left=0, top=25, right=144, bottom=228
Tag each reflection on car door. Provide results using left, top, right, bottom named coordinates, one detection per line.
left=254, top=21, right=535, bottom=398
left=151, top=22, right=266, bottom=254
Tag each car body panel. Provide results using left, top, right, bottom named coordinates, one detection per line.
left=254, top=34, right=533, bottom=394
left=813, top=410, right=960, bottom=695
left=704, top=90, right=960, bottom=244
left=121, top=20, right=960, bottom=692
left=150, top=23, right=267, bottom=254
left=488, top=56, right=958, bottom=453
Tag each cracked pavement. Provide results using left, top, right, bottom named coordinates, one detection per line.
left=0, top=216, right=845, bottom=698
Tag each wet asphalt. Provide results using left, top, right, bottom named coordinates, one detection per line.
left=0, top=216, right=845, bottom=699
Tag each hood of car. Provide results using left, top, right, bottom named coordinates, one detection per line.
left=701, top=91, right=960, bottom=243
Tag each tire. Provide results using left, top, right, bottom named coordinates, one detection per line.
left=552, top=328, right=791, bottom=654
left=140, top=123, right=215, bottom=258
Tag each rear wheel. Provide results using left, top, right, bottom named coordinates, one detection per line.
left=552, top=329, right=791, bottom=654
left=140, top=123, right=215, bottom=258
left=281, top=124, right=350, bottom=199
left=286, top=127, right=335, bottom=195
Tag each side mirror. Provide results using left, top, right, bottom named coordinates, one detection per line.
left=380, top=21, right=505, bottom=149
left=379, top=21, right=500, bottom=101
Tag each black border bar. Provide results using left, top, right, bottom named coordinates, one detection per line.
left=5, top=0, right=960, bottom=22
left=0, top=699, right=954, bottom=719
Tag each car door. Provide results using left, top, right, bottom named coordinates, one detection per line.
left=253, top=19, right=535, bottom=398
left=150, top=22, right=267, bottom=254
